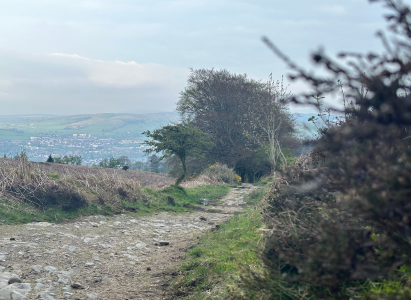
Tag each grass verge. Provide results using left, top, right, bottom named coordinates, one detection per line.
left=170, top=183, right=271, bottom=299
left=0, top=184, right=230, bottom=225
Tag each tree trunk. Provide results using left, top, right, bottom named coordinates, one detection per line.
left=175, top=156, right=187, bottom=186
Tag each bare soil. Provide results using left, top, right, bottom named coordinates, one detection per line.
left=0, top=184, right=256, bottom=300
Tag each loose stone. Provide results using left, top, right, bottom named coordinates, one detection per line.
left=135, top=242, right=147, bottom=249
left=37, top=292, right=57, bottom=300
left=70, top=282, right=83, bottom=289
left=35, top=283, right=45, bottom=290
left=8, top=275, right=21, bottom=284
left=32, top=265, right=43, bottom=273
left=43, top=266, right=57, bottom=272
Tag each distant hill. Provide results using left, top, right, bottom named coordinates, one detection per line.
left=0, top=111, right=342, bottom=140
left=0, top=112, right=180, bottom=140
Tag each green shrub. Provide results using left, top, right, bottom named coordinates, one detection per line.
left=202, top=162, right=241, bottom=184
left=46, top=154, right=54, bottom=163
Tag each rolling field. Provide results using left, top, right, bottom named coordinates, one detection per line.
left=0, top=112, right=180, bottom=140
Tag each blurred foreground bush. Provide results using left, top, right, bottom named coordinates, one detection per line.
left=244, top=1, right=411, bottom=299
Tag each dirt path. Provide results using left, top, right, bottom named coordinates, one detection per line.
left=0, top=184, right=256, bottom=300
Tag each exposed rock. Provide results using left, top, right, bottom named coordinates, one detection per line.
left=43, top=266, right=56, bottom=272
left=57, top=276, right=70, bottom=285
left=34, top=283, right=45, bottom=290
left=158, top=241, right=170, bottom=246
left=70, top=282, right=83, bottom=289
left=32, top=265, right=43, bottom=273
left=62, top=285, right=72, bottom=292
left=68, top=246, right=77, bottom=252
left=8, top=275, right=21, bottom=284
left=11, top=290, right=27, bottom=299
left=135, top=242, right=147, bottom=249
left=10, top=266, right=21, bottom=271
left=83, top=238, right=96, bottom=244
left=28, top=222, right=53, bottom=227
left=63, top=292, right=73, bottom=299
left=86, top=293, right=99, bottom=300
left=36, top=292, right=56, bottom=300
left=0, top=283, right=31, bottom=300
left=0, top=289, right=11, bottom=300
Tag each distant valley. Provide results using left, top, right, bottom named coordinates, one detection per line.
left=0, top=112, right=180, bottom=140
left=0, top=112, right=180, bottom=164
left=0, top=111, right=336, bottom=165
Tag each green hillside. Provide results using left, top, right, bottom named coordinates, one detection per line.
left=0, top=112, right=180, bottom=140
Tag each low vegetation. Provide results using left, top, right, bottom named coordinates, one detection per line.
left=201, top=162, right=242, bottom=184
left=234, top=1, right=411, bottom=299
left=0, top=157, right=229, bottom=225
left=170, top=181, right=272, bottom=299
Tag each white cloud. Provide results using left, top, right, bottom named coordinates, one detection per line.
left=88, top=61, right=186, bottom=88
left=48, top=53, right=188, bottom=88
left=0, top=50, right=189, bottom=114
left=318, top=5, right=347, bottom=14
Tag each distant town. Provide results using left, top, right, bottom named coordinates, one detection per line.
left=0, top=134, right=149, bottom=165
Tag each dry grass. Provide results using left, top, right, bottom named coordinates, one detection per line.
left=179, top=175, right=222, bottom=188
left=32, top=160, right=173, bottom=189
left=0, top=158, right=174, bottom=211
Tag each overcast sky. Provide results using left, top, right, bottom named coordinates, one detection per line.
left=0, top=0, right=401, bottom=115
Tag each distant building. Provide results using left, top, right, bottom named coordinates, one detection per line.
left=73, top=134, right=78, bottom=137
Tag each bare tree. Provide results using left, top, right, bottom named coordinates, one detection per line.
left=243, top=75, right=293, bottom=176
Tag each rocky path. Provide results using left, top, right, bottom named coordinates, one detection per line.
left=0, top=184, right=256, bottom=300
